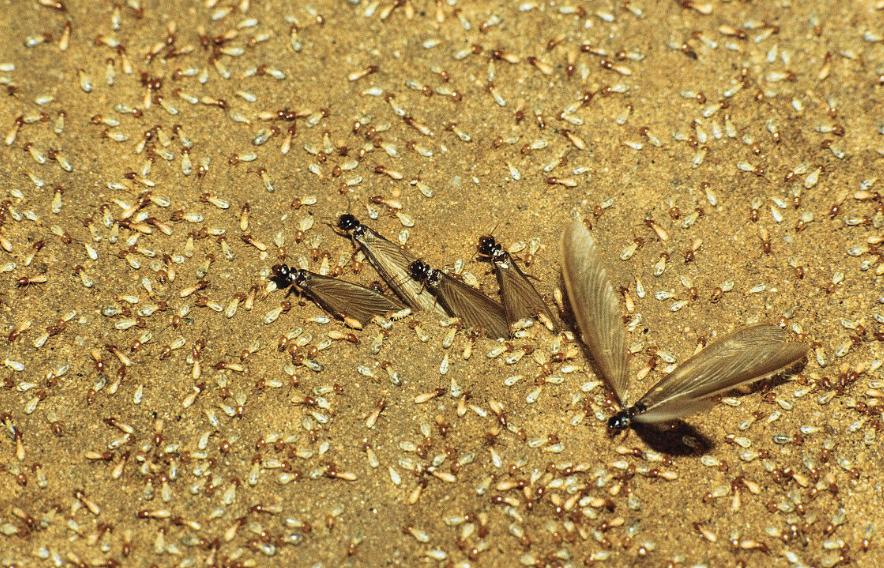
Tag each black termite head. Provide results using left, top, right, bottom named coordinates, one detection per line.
left=272, top=264, right=305, bottom=289
left=338, top=214, right=359, bottom=231
left=409, top=260, right=432, bottom=282
left=409, top=260, right=441, bottom=287
left=607, top=403, right=644, bottom=433
left=608, top=411, right=631, bottom=432
left=478, top=236, right=513, bottom=270
left=335, top=214, right=367, bottom=239
left=477, top=235, right=501, bottom=257
left=275, top=263, right=294, bottom=281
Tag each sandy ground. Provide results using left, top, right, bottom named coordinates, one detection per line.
left=1, top=0, right=883, bottom=566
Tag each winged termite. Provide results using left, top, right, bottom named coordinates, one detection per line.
left=408, top=260, right=510, bottom=339
left=275, top=264, right=405, bottom=329
left=607, top=324, right=809, bottom=430
left=337, top=215, right=446, bottom=315
left=561, top=219, right=809, bottom=432
left=478, top=235, right=557, bottom=332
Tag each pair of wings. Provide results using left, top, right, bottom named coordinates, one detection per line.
left=491, top=252, right=558, bottom=332
left=561, top=220, right=809, bottom=424
left=297, top=270, right=404, bottom=329
left=353, top=227, right=448, bottom=316
left=430, top=272, right=510, bottom=339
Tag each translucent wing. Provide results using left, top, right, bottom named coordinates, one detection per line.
left=562, top=220, right=629, bottom=402
left=494, top=252, right=557, bottom=332
left=300, top=271, right=405, bottom=328
left=435, top=274, right=510, bottom=339
left=356, top=229, right=447, bottom=315
left=633, top=324, right=809, bottom=424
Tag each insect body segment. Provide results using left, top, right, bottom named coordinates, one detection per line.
left=276, top=264, right=404, bottom=329
left=409, top=260, right=510, bottom=340
left=478, top=236, right=557, bottom=332
left=337, top=215, right=446, bottom=315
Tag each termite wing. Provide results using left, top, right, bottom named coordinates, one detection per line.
left=561, top=219, right=630, bottom=402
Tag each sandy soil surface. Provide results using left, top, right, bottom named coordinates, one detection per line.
left=0, top=0, right=882, bottom=566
